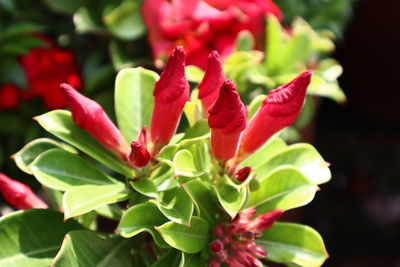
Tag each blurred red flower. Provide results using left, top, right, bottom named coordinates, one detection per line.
left=142, top=0, right=281, bottom=69
left=0, top=84, right=20, bottom=110
left=19, top=40, right=82, bottom=110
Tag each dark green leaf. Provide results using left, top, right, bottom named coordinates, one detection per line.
left=0, top=209, right=82, bottom=267
left=52, top=230, right=134, bottom=267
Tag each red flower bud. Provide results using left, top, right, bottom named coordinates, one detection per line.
left=129, top=141, right=151, bottom=168
left=198, top=51, right=225, bottom=115
left=210, top=239, right=224, bottom=254
left=247, top=210, right=283, bottom=233
left=238, top=71, right=312, bottom=158
left=208, top=80, right=246, bottom=161
left=60, top=83, right=129, bottom=159
left=150, top=46, right=190, bottom=152
left=0, top=173, right=47, bottom=210
left=0, top=84, right=20, bottom=110
left=234, top=166, right=252, bottom=182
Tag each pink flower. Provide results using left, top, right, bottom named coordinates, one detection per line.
left=237, top=71, right=312, bottom=161
left=0, top=173, right=47, bottom=210
left=208, top=80, right=246, bottom=161
left=142, top=0, right=281, bottom=69
left=129, top=141, right=151, bottom=168
left=150, top=46, right=190, bottom=153
left=60, top=83, right=130, bottom=160
left=198, top=51, right=225, bottom=115
left=209, top=208, right=282, bottom=266
left=19, top=39, right=82, bottom=110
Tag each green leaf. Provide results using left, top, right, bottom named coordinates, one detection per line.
left=265, top=15, right=283, bottom=75
left=185, top=66, right=204, bottom=83
left=173, top=150, right=206, bottom=177
left=157, top=144, right=180, bottom=167
left=156, top=216, right=210, bottom=254
left=0, top=209, right=82, bottom=267
left=73, top=7, right=104, bottom=34
left=103, top=0, right=145, bottom=40
left=152, top=249, right=182, bottom=267
left=117, top=202, right=168, bottom=247
left=247, top=167, right=318, bottom=213
left=130, top=179, right=158, bottom=198
left=12, top=138, right=76, bottom=174
left=109, top=40, right=136, bottom=70
left=63, top=184, right=129, bottom=219
left=240, top=133, right=287, bottom=169
left=52, top=230, right=134, bottom=267
left=182, top=180, right=216, bottom=224
left=254, top=144, right=331, bottom=185
left=0, top=23, right=44, bottom=39
left=34, top=110, right=133, bottom=177
left=213, top=181, right=247, bottom=218
left=154, top=186, right=194, bottom=226
left=280, top=33, right=311, bottom=73
left=235, top=30, right=255, bottom=51
left=258, top=222, right=328, bottom=267
left=115, top=67, right=158, bottom=142
left=30, top=148, right=119, bottom=191
left=180, top=253, right=206, bottom=267
left=95, top=204, right=123, bottom=220
left=41, top=0, right=82, bottom=14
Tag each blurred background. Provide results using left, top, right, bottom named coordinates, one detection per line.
left=0, top=0, right=399, bottom=266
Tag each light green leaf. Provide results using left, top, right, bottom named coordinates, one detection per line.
left=30, top=148, right=119, bottom=191
left=152, top=249, right=182, bottom=267
left=63, top=184, right=129, bottom=219
left=235, top=30, right=255, bottom=51
left=180, top=253, right=206, bottom=267
left=265, top=15, right=283, bottom=75
left=185, top=66, right=204, bottom=83
left=239, top=133, right=287, bottom=169
left=130, top=179, right=158, bottom=198
left=42, top=0, right=82, bottom=14
left=173, top=150, right=206, bottom=177
left=247, top=94, right=266, bottom=120
left=52, top=230, right=134, bottom=267
left=182, top=180, right=216, bottom=223
left=247, top=167, right=318, bottom=213
left=95, top=204, right=123, bottom=220
left=258, top=222, right=328, bottom=267
left=254, top=143, right=331, bottom=185
left=12, top=138, right=76, bottom=174
left=103, top=0, right=145, bottom=40
left=34, top=110, right=134, bottom=177
left=213, top=181, right=247, bottom=218
left=117, top=202, right=168, bottom=247
left=156, top=217, right=210, bottom=254
left=157, top=144, right=180, bottom=167
left=73, top=7, right=104, bottom=34
left=280, top=33, right=311, bottom=73
left=154, top=186, right=194, bottom=226
left=115, top=67, right=158, bottom=143
left=0, top=209, right=82, bottom=267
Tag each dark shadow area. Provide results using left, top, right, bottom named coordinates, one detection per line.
left=303, top=0, right=400, bottom=265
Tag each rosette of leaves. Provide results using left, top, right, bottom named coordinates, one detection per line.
left=2, top=66, right=330, bottom=266
left=188, top=16, right=345, bottom=141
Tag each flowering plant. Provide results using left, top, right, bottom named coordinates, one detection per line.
left=0, top=47, right=330, bottom=266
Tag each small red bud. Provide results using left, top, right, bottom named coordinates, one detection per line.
left=247, top=210, right=283, bottom=233
left=0, top=173, right=48, bottom=210
left=234, top=167, right=252, bottom=182
left=210, top=239, right=224, bottom=254
left=60, top=83, right=129, bottom=160
left=238, top=71, right=312, bottom=159
left=198, top=51, right=225, bottom=115
left=150, top=46, right=190, bottom=152
left=129, top=141, right=151, bottom=168
left=208, top=80, right=246, bottom=161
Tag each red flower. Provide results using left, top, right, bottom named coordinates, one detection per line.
left=208, top=80, right=246, bottom=161
left=237, top=71, right=312, bottom=161
left=142, top=0, right=281, bottom=69
left=19, top=41, right=82, bottom=110
left=150, top=46, right=190, bottom=153
left=129, top=141, right=151, bottom=168
left=234, top=166, right=252, bottom=182
left=0, top=84, right=21, bottom=110
left=0, top=173, right=48, bottom=210
left=198, top=51, right=225, bottom=115
left=210, top=207, right=282, bottom=266
left=60, top=83, right=130, bottom=160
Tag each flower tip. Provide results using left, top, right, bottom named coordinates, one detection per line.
left=170, top=46, right=186, bottom=62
